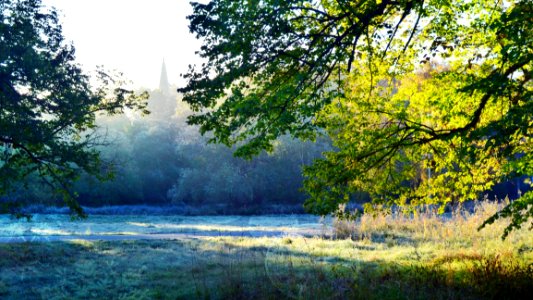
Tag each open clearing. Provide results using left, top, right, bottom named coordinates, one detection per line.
left=0, top=205, right=532, bottom=299
left=0, top=214, right=328, bottom=242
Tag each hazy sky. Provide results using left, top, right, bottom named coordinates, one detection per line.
left=42, top=0, right=203, bottom=89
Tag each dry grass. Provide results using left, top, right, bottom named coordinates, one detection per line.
left=334, top=200, right=523, bottom=242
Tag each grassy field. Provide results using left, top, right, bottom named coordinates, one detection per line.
left=0, top=214, right=324, bottom=239
left=0, top=202, right=531, bottom=299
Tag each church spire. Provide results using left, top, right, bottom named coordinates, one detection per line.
left=159, top=59, right=170, bottom=94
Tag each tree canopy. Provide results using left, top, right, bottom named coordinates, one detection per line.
left=181, top=0, right=532, bottom=236
left=0, top=0, right=148, bottom=216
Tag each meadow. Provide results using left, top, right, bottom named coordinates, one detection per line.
left=0, top=201, right=531, bottom=299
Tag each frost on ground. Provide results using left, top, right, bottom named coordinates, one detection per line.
left=0, top=214, right=331, bottom=242
left=0, top=202, right=531, bottom=299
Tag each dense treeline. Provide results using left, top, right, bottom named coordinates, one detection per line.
left=2, top=86, right=527, bottom=214
left=3, top=88, right=331, bottom=212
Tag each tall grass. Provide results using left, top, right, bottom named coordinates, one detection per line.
left=326, top=200, right=533, bottom=299
left=333, top=200, right=519, bottom=242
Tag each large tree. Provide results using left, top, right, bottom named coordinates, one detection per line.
left=180, top=0, right=532, bottom=236
left=0, top=0, right=148, bottom=215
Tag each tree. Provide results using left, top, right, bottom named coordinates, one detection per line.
left=0, top=0, right=148, bottom=216
left=180, top=0, right=532, bottom=236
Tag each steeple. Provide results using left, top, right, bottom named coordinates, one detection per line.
left=159, top=59, right=170, bottom=94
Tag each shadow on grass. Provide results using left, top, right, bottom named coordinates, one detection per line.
left=0, top=238, right=531, bottom=300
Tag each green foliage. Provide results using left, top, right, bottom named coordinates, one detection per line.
left=479, top=192, right=533, bottom=239
left=182, top=0, right=532, bottom=235
left=0, top=0, right=148, bottom=215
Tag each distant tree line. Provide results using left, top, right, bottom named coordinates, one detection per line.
left=3, top=88, right=332, bottom=212
left=4, top=87, right=527, bottom=214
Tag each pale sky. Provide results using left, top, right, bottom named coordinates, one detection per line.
left=42, top=0, right=204, bottom=89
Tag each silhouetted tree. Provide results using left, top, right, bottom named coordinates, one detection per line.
left=0, top=0, right=148, bottom=215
